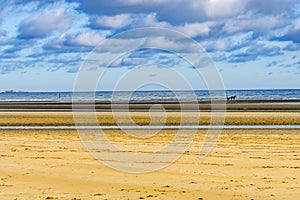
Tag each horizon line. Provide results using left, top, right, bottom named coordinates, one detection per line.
left=1, top=88, right=300, bottom=93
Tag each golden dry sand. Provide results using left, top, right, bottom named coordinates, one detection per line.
left=0, top=111, right=300, bottom=126
left=0, top=129, right=299, bottom=200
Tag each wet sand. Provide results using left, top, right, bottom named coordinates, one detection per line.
left=0, top=129, right=299, bottom=200
left=1, top=100, right=300, bottom=111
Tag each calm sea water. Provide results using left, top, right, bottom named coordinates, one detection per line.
left=0, top=89, right=299, bottom=102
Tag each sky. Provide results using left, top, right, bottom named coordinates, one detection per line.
left=1, top=0, right=300, bottom=91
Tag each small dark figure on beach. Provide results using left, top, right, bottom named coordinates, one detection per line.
left=230, top=95, right=236, bottom=100
left=227, top=95, right=237, bottom=102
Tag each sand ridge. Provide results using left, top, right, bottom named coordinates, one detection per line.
left=0, top=111, right=300, bottom=126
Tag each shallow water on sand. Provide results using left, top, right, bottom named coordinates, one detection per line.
left=0, top=125, right=299, bottom=130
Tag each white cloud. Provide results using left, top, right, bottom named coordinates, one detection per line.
left=108, top=13, right=214, bottom=38
left=67, top=31, right=105, bottom=47
left=18, top=9, right=73, bottom=38
left=203, top=0, right=246, bottom=18
left=222, top=14, right=286, bottom=35
left=43, top=31, right=106, bottom=52
left=139, top=13, right=169, bottom=27
left=127, top=13, right=170, bottom=29
left=144, top=36, right=182, bottom=50
left=90, top=14, right=132, bottom=29
left=202, top=39, right=229, bottom=51
left=294, top=21, right=300, bottom=31
left=143, top=36, right=200, bottom=53
left=175, top=22, right=215, bottom=38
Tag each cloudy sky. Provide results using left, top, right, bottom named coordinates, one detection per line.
left=1, top=0, right=300, bottom=91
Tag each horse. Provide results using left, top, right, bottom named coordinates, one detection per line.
left=227, top=95, right=236, bottom=102
left=230, top=95, right=236, bottom=100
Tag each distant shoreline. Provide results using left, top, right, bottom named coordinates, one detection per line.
left=0, top=98, right=300, bottom=103
left=1, top=88, right=300, bottom=93
left=1, top=89, right=299, bottom=103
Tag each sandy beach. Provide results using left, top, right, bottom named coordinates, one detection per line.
left=0, top=129, right=299, bottom=200
left=0, top=101, right=299, bottom=199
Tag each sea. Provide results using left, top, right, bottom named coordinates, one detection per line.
left=0, top=89, right=299, bottom=103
